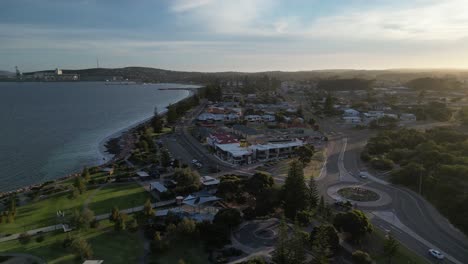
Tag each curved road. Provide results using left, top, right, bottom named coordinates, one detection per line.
left=321, top=128, right=468, bottom=264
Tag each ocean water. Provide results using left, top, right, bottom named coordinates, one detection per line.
left=0, top=82, right=194, bottom=192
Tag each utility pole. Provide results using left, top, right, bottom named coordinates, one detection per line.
left=96, top=57, right=100, bottom=68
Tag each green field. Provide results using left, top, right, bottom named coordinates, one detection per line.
left=150, top=241, right=209, bottom=264
left=0, top=220, right=144, bottom=264
left=0, top=182, right=149, bottom=235
left=0, top=189, right=95, bottom=234
left=87, top=183, right=151, bottom=215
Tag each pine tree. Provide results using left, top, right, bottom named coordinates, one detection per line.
left=283, top=160, right=308, bottom=219
left=289, top=223, right=306, bottom=264
left=383, top=233, right=399, bottom=264
left=308, top=177, right=319, bottom=209
left=272, top=217, right=289, bottom=264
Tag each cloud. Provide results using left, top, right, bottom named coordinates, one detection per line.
left=170, top=0, right=214, bottom=12
left=168, top=0, right=468, bottom=42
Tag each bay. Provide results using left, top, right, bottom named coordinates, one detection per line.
left=0, top=82, right=195, bottom=192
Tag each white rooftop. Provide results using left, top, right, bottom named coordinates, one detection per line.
left=250, top=140, right=304, bottom=151
left=200, top=176, right=220, bottom=186
left=215, top=143, right=252, bottom=157
left=150, top=181, right=168, bottom=193
left=136, top=171, right=150, bottom=177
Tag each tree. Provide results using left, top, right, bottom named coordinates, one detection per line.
left=295, top=145, right=315, bottom=165
left=318, top=195, right=325, bottom=214
left=8, top=195, right=16, bottom=217
left=283, top=160, right=308, bottom=219
left=272, top=218, right=307, bottom=264
left=109, top=206, right=120, bottom=222
left=173, top=167, right=200, bottom=188
left=383, top=233, right=399, bottom=264
left=160, top=148, right=171, bottom=167
left=333, top=210, right=373, bottom=243
left=310, top=224, right=340, bottom=255
left=175, top=218, right=198, bottom=238
left=151, top=231, right=168, bottom=253
left=81, top=167, right=91, bottom=182
left=213, top=208, right=242, bottom=231
left=308, top=177, right=319, bottom=209
left=143, top=198, right=155, bottom=218
left=129, top=218, right=138, bottom=232
left=296, top=210, right=313, bottom=226
left=245, top=172, right=274, bottom=196
left=166, top=104, right=178, bottom=124
left=18, top=233, right=31, bottom=244
left=114, top=213, right=127, bottom=231
left=73, top=176, right=86, bottom=194
left=151, top=115, right=164, bottom=133
left=288, top=223, right=307, bottom=264
left=351, top=250, right=372, bottom=264
left=272, top=217, right=289, bottom=264
left=72, top=208, right=95, bottom=230
left=71, top=236, right=93, bottom=261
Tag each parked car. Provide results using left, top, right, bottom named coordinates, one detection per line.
left=428, top=249, right=444, bottom=260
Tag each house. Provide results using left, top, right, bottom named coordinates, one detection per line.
left=197, top=113, right=224, bottom=122
left=343, top=108, right=360, bottom=117
left=200, top=176, right=220, bottom=193
left=400, top=113, right=417, bottom=122
left=245, top=115, right=262, bottom=122
left=262, top=114, right=276, bottom=122
left=207, top=132, right=239, bottom=147
left=342, top=116, right=362, bottom=124
left=136, top=171, right=150, bottom=180
left=231, top=124, right=259, bottom=140
left=149, top=181, right=168, bottom=194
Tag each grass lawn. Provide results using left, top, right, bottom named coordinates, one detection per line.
left=364, top=229, right=428, bottom=264
left=0, top=189, right=96, bottom=234
left=88, top=183, right=151, bottom=215
left=303, top=150, right=325, bottom=179
left=0, top=220, right=144, bottom=264
left=150, top=241, right=209, bottom=264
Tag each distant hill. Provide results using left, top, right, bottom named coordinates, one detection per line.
left=0, top=71, right=13, bottom=76
left=24, top=66, right=468, bottom=84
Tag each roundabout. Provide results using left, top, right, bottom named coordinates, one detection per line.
left=337, top=186, right=380, bottom=202
left=327, top=182, right=392, bottom=207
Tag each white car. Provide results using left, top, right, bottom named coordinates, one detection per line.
left=428, top=249, right=445, bottom=260
left=359, top=171, right=369, bottom=179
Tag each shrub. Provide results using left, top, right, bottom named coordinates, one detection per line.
left=370, top=158, right=394, bottom=170
left=35, top=235, right=45, bottom=243
left=18, top=233, right=31, bottom=244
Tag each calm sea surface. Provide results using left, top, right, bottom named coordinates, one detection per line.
left=0, top=82, right=194, bottom=192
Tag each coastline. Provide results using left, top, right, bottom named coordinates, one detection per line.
left=0, top=85, right=198, bottom=198
left=97, top=87, right=195, bottom=161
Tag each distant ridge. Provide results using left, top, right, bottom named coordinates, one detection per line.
left=23, top=66, right=468, bottom=83
left=0, top=70, right=13, bottom=76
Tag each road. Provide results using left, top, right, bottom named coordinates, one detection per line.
left=320, top=124, right=468, bottom=264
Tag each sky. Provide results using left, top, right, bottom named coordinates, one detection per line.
left=1, top=0, right=468, bottom=72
